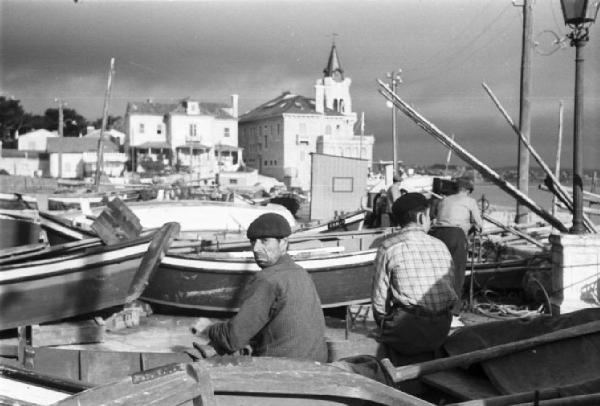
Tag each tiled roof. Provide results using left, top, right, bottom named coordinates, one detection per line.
left=47, top=136, right=119, bottom=153
left=127, top=99, right=234, bottom=119
left=239, top=92, right=343, bottom=123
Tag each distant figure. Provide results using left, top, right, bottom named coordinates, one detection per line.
left=371, top=193, right=457, bottom=358
left=193, top=213, right=328, bottom=362
left=429, top=177, right=483, bottom=301
left=386, top=174, right=404, bottom=226
left=373, top=189, right=390, bottom=227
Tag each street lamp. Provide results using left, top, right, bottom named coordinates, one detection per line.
left=560, top=0, right=599, bottom=233
left=386, top=69, right=402, bottom=176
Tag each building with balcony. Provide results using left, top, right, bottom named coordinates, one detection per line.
left=125, top=96, right=240, bottom=179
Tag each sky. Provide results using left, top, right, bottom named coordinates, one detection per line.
left=1, top=0, right=599, bottom=169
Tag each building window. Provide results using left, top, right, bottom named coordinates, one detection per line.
left=224, top=127, right=230, bottom=137
left=264, top=160, right=268, bottom=166
left=274, top=160, right=277, bottom=165
left=332, top=177, right=353, bottom=192
left=229, top=178, right=238, bottom=185
left=277, top=123, right=281, bottom=136
left=264, top=135, right=268, bottom=149
left=157, top=124, right=162, bottom=135
left=139, top=123, right=145, bottom=133
left=189, top=124, right=197, bottom=137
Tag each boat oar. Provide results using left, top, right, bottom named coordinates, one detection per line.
left=483, top=214, right=545, bottom=248
left=125, top=222, right=180, bottom=303
left=380, top=320, right=600, bottom=383
left=376, top=80, right=568, bottom=233
left=482, top=83, right=597, bottom=234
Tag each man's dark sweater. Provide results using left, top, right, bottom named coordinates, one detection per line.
left=207, top=254, right=328, bottom=362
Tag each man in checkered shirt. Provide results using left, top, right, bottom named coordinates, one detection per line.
left=371, top=192, right=458, bottom=355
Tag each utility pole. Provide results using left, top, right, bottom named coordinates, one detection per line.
left=95, top=58, right=116, bottom=190
left=386, top=69, right=402, bottom=176
left=54, top=98, right=66, bottom=137
left=515, top=0, right=534, bottom=224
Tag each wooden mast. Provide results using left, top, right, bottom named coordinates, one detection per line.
left=377, top=79, right=568, bottom=232
left=94, top=58, right=116, bottom=191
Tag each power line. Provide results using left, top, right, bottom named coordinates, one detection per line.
left=403, top=2, right=513, bottom=75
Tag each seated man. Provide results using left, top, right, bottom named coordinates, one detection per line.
left=194, top=212, right=328, bottom=362
left=429, top=177, right=483, bottom=299
left=371, top=193, right=458, bottom=357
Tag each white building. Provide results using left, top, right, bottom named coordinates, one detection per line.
left=125, top=96, right=240, bottom=179
left=238, top=43, right=374, bottom=191
left=47, top=136, right=125, bottom=179
left=17, top=129, right=58, bottom=152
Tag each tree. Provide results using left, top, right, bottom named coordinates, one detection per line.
left=90, top=115, right=123, bottom=131
left=43, top=108, right=87, bottom=137
left=0, top=96, right=26, bottom=141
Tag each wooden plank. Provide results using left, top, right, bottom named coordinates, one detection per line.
left=91, top=198, right=143, bottom=245
left=125, top=222, right=180, bottom=302
left=421, top=369, right=500, bottom=401
left=27, top=347, right=81, bottom=382
left=31, top=320, right=105, bottom=347
left=0, top=242, right=47, bottom=259
left=381, top=320, right=600, bottom=383
left=56, top=363, right=217, bottom=406
left=80, top=350, right=142, bottom=385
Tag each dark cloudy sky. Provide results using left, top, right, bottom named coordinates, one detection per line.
left=1, top=0, right=599, bottom=168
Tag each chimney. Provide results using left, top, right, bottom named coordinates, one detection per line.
left=315, top=82, right=324, bottom=114
left=231, top=94, right=239, bottom=118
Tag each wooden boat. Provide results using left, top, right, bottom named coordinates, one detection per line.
left=0, top=213, right=47, bottom=249
left=0, top=192, right=39, bottom=210
left=0, top=222, right=179, bottom=331
left=144, top=243, right=380, bottom=312
left=56, top=199, right=298, bottom=241
left=2, top=351, right=429, bottom=406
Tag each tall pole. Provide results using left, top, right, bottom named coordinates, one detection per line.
left=55, top=98, right=65, bottom=137
left=95, top=58, right=115, bottom=190
left=552, top=101, right=564, bottom=218
left=516, top=0, right=534, bottom=224
left=387, top=69, right=402, bottom=176
left=571, top=36, right=586, bottom=233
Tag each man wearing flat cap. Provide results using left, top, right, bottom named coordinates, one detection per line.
left=197, top=212, right=328, bottom=362
left=430, top=176, right=482, bottom=301
left=372, top=193, right=458, bottom=358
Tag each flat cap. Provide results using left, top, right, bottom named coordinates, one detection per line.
left=247, top=212, right=292, bottom=240
left=392, top=192, right=428, bottom=217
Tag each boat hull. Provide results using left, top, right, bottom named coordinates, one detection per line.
left=0, top=240, right=151, bottom=330
left=142, top=250, right=377, bottom=312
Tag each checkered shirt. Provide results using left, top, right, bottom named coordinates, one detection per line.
left=371, top=225, right=458, bottom=318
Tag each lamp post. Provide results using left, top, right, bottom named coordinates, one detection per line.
left=386, top=69, right=402, bottom=176
left=560, top=0, right=599, bottom=234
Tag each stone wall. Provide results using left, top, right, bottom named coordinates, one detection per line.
left=550, top=233, right=600, bottom=313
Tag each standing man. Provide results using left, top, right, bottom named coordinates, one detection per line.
left=372, top=193, right=458, bottom=356
left=429, top=177, right=483, bottom=300
left=195, top=212, right=328, bottom=362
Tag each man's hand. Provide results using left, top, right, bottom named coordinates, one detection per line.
left=190, top=317, right=214, bottom=339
